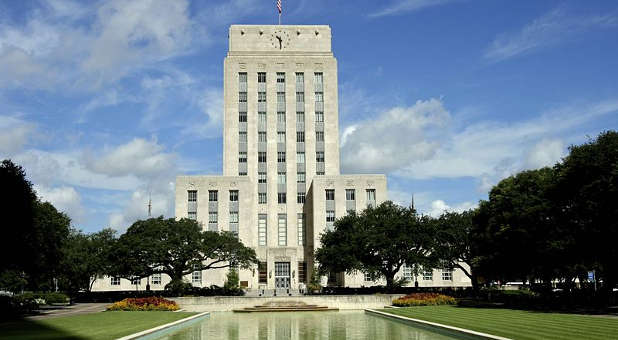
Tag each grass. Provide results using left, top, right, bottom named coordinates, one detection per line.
left=0, top=311, right=197, bottom=340
left=381, top=305, right=618, bottom=340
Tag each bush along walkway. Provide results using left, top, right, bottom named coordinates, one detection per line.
left=381, top=305, right=618, bottom=340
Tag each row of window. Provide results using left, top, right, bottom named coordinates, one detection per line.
left=325, top=189, right=375, bottom=202
left=257, top=214, right=306, bottom=246
left=243, top=111, right=323, bottom=123
left=188, top=190, right=238, bottom=203
left=241, top=131, right=325, bottom=143
left=111, top=274, right=162, bottom=286
left=257, top=261, right=308, bottom=284
left=240, top=72, right=322, bottom=86
left=363, top=267, right=453, bottom=282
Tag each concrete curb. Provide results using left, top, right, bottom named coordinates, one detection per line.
left=116, top=311, right=209, bottom=340
left=365, top=309, right=512, bottom=340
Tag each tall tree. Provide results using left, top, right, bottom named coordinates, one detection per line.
left=554, top=131, right=618, bottom=298
left=316, top=201, right=437, bottom=289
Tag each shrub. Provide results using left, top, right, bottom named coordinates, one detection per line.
left=164, top=279, right=194, bottom=296
left=393, top=293, right=456, bottom=307
left=106, top=297, right=179, bottom=311
left=0, top=294, right=39, bottom=319
left=44, top=292, right=69, bottom=304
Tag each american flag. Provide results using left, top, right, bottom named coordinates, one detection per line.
left=277, top=0, right=282, bottom=14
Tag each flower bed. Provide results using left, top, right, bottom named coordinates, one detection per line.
left=107, top=297, right=179, bottom=311
left=393, top=293, right=456, bottom=307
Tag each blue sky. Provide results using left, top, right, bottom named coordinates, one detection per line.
left=1, top=0, right=617, bottom=233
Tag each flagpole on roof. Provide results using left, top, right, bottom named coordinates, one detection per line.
left=277, top=0, right=282, bottom=25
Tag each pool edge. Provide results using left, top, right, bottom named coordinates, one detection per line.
left=116, top=311, right=210, bottom=340
left=364, top=309, right=512, bottom=340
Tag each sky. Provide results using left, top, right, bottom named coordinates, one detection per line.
left=1, top=0, right=617, bottom=233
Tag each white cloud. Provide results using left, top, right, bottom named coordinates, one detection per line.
left=427, top=199, right=477, bottom=217
left=525, top=138, right=565, bottom=169
left=341, top=98, right=450, bottom=173
left=35, top=185, right=84, bottom=223
left=0, top=116, right=35, bottom=156
left=84, top=138, right=176, bottom=180
left=369, top=0, right=459, bottom=18
left=108, top=183, right=175, bottom=232
left=484, top=8, right=618, bottom=62
left=181, top=88, right=224, bottom=139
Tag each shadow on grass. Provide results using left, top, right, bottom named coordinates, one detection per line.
left=455, top=299, right=615, bottom=316
left=0, top=317, right=86, bottom=340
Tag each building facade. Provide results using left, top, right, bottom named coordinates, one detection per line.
left=92, top=25, right=471, bottom=292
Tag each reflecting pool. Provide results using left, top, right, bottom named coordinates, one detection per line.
left=150, top=311, right=465, bottom=340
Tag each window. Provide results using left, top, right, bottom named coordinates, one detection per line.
left=423, top=268, right=433, bottom=281
left=298, top=262, right=307, bottom=282
left=277, top=92, right=285, bottom=103
left=316, top=171, right=325, bottom=176
left=364, top=272, right=372, bottom=282
left=239, top=131, right=247, bottom=143
left=276, top=72, right=285, bottom=83
left=316, top=151, right=325, bottom=162
left=326, top=210, right=335, bottom=222
left=296, top=92, right=304, bottom=102
left=209, top=190, right=218, bottom=202
left=209, top=211, right=218, bottom=223
left=229, top=190, right=238, bottom=202
left=258, top=262, right=267, bottom=283
left=239, top=72, right=247, bottom=83
left=315, top=92, right=324, bottom=102
left=278, top=214, right=287, bottom=246
left=258, top=131, right=267, bottom=142
left=366, top=189, right=376, bottom=203
left=239, top=171, right=247, bottom=176
left=230, top=211, right=239, bottom=223
left=258, top=112, right=267, bottom=124
left=297, top=192, right=305, bottom=204
left=239, top=111, right=247, bottom=122
left=297, top=172, right=305, bottom=183
left=278, top=192, right=286, bottom=204
left=258, top=215, right=267, bottom=246
left=131, top=277, right=140, bottom=285
left=296, top=112, right=305, bottom=123
left=277, top=151, right=286, bottom=163
left=442, top=269, right=453, bottom=281
left=258, top=172, right=267, bottom=183
left=314, top=72, right=323, bottom=84
left=151, top=273, right=161, bottom=285
left=277, top=172, right=286, bottom=185
left=277, top=132, right=286, bottom=143
left=257, top=72, right=266, bottom=83
left=297, top=152, right=305, bottom=163
left=297, top=213, right=306, bottom=245
left=258, top=152, right=267, bottom=163
left=188, top=190, right=197, bottom=202
left=315, top=111, right=324, bottom=122
left=347, top=209, right=355, bottom=215
left=110, top=277, right=120, bottom=286
left=277, top=111, right=286, bottom=122
left=239, top=152, right=247, bottom=163
left=192, top=269, right=202, bottom=284
left=296, top=131, right=305, bottom=142
left=239, top=92, right=247, bottom=102
left=188, top=211, right=196, bottom=220
left=296, top=72, right=304, bottom=85
left=403, top=264, right=413, bottom=281
left=316, top=131, right=324, bottom=142
left=325, top=189, right=335, bottom=201
left=258, top=193, right=267, bottom=204
left=346, top=189, right=355, bottom=201
left=258, top=92, right=266, bottom=102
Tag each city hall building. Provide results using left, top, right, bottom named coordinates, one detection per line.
left=92, top=25, right=471, bottom=293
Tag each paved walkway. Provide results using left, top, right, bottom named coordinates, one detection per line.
left=27, top=303, right=108, bottom=320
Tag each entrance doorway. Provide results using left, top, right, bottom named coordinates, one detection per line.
left=274, top=262, right=290, bottom=290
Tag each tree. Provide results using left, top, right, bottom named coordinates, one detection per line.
left=434, top=210, right=480, bottom=292
left=112, top=217, right=258, bottom=285
left=554, top=131, right=618, bottom=298
left=315, top=201, right=437, bottom=290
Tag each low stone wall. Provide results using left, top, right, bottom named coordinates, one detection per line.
left=173, top=294, right=404, bottom=312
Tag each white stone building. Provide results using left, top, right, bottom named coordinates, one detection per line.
left=91, top=25, right=471, bottom=293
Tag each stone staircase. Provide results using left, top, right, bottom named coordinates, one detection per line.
left=233, top=301, right=338, bottom=313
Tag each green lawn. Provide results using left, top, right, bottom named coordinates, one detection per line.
left=381, top=306, right=618, bottom=340
left=0, top=311, right=197, bottom=340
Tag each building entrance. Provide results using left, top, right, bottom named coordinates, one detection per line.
left=274, top=262, right=290, bottom=290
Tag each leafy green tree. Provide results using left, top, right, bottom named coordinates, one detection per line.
left=112, top=217, right=258, bottom=286
left=316, top=201, right=437, bottom=290
left=554, top=131, right=618, bottom=298
left=434, top=210, right=480, bottom=292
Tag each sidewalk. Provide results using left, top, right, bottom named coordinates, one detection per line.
left=26, top=303, right=108, bottom=320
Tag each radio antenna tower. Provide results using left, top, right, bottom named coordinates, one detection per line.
left=148, top=191, right=152, bottom=217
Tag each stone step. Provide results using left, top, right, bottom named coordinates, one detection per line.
left=233, top=307, right=339, bottom=313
